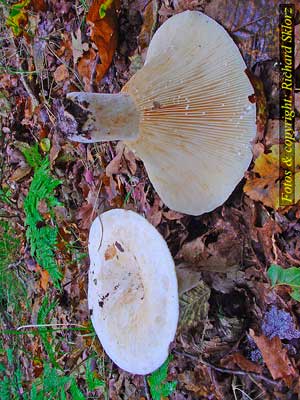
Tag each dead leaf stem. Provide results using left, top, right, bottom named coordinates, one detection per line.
left=173, top=350, right=282, bottom=388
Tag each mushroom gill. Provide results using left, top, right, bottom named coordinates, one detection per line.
left=67, top=11, right=257, bottom=215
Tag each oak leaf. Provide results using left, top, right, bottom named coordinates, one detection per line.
left=78, top=0, right=118, bottom=87
left=244, top=144, right=300, bottom=209
left=250, top=329, right=297, bottom=384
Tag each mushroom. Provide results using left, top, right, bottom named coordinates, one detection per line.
left=67, top=11, right=256, bottom=215
left=88, top=209, right=179, bottom=375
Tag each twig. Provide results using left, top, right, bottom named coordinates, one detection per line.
left=150, top=0, right=162, bottom=39
left=5, top=30, right=39, bottom=109
left=143, top=376, right=151, bottom=400
left=16, top=323, right=87, bottom=331
left=173, top=350, right=282, bottom=388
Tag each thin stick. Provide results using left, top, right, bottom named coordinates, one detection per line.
left=173, top=350, right=282, bottom=388
left=16, top=323, right=87, bottom=331
left=143, top=376, right=151, bottom=400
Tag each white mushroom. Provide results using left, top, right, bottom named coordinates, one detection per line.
left=67, top=11, right=256, bottom=215
left=88, top=209, right=179, bottom=375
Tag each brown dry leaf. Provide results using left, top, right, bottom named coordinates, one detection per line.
left=9, top=165, right=31, bottom=182
left=246, top=71, right=267, bottom=142
left=223, top=352, right=263, bottom=374
left=138, top=1, right=155, bottom=50
left=250, top=329, right=297, bottom=384
left=106, top=145, right=124, bottom=176
left=178, top=222, right=242, bottom=272
left=36, top=264, right=50, bottom=291
left=204, top=0, right=279, bottom=67
left=145, top=195, right=162, bottom=227
left=71, top=28, right=84, bottom=66
left=175, top=263, right=202, bottom=295
left=54, top=64, right=69, bottom=83
left=85, top=0, right=118, bottom=82
left=77, top=202, right=96, bottom=230
left=163, top=210, right=184, bottom=220
left=77, top=48, right=98, bottom=91
left=244, top=145, right=300, bottom=209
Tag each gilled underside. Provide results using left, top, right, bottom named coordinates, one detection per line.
left=122, top=11, right=256, bottom=215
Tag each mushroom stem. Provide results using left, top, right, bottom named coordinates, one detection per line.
left=67, top=92, right=140, bottom=142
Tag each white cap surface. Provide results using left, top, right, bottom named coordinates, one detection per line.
left=88, top=209, right=179, bottom=375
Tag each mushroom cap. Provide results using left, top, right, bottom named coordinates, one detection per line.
left=122, top=10, right=256, bottom=215
left=88, top=209, right=179, bottom=375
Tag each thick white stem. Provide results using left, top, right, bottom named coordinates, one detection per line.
left=67, top=92, right=140, bottom=142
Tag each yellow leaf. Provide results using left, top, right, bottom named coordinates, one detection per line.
left=244, top=144, right=300, bottom=209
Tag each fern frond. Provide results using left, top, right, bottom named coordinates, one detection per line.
left=24, top=157, right=62, bottom=287
left=21, top=143, right=43, bottom=170
left=147, top=356, right=177, bottom=400
left=37, top=296, right=60, bottom=367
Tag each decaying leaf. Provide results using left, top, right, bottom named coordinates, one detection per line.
left=54, top=64, right=69, bottom=83
left=6, top=0, right=31, bottom=36
left=177, top=222, right=242, bottom=272
left=78, top=0, right=118, bottom=87
left=179, top=281, right=210, bottom=331
left=250, top=329, right=297, bottom=384
left=222, top=352, right=263, bottom=374
left=244, top=144, right=300, bottom=209
left=175, top=263, right=202, bottom=296
left=204, top=0, right=279, bottom=67
left=9, top=165, right=32, bottom=182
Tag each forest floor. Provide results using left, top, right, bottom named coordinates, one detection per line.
left=1, top=0, right=300, bottom=399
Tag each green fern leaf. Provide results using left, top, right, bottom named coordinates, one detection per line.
left=147, top=356, right=177, bottom=400
left=85, top=358, right=105, bottom=391
left=37, top=296, right=60, bottom=367
left=70, top=378, right=85, bottom=400
left=23, top=156, right=62, bottom=287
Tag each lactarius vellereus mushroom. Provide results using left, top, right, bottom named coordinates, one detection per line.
left=67, top=11, right=256, bottom=215
left=88, top=209, right=179, bottom=375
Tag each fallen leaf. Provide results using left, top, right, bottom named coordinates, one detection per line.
left=145, top=195, right=162, bottom=227
left=222, top=352, right=263, bottom=374
left=71, top=28, right=84, bottom=66
left=77, top=48, right=98, bottom=91
left=175, top=263, right=202, bottom=295
left=54, top=64, right=69, bottom=83
left=9, top=165, right=31, bottom=182
left=250, top=329, right=297, bottom=384
left=83, top=0, right=118, bottom=83
left=163, top=210, right=184, bottom=221
left=179, top=281, right=210, bottom=331
left=204, top=0, right=279, bottom=67
left=177, top=222, right=242, bottom=272
left=6, top=0, right=31, bottom=36
left=138, top=1, right=155, bottom=51
left=36, top=264, right=50, bottom=291
left=244, top=145, right=300, bottom=209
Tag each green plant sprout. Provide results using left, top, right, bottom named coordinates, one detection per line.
left=147, top=356, right=177, bottom=400
left=268, top=263, right=300, bottom=301
left=99, top=0, right=113, bottom=19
